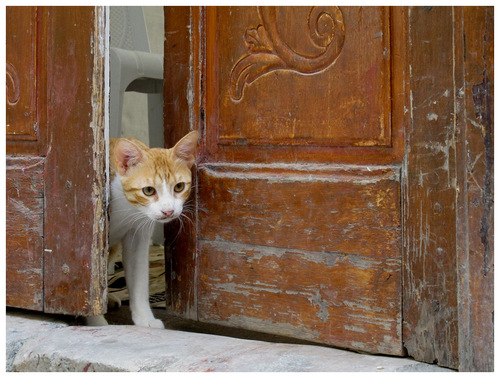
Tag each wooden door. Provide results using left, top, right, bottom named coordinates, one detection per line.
left=6, top=6, right=108, bottom=316
left=403, top=7, right=494, bottom=371
left=164, top=6, right=493, bottom=371
left=165, top=6, right=407, bottom=356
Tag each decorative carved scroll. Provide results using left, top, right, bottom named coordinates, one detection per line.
left=230, top=6, right=345, bottom=102
left=6, top=62, right=21, bottom=106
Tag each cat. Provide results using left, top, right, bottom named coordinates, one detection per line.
left=86, top=130, right=199, bottom=328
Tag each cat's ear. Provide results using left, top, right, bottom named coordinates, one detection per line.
left=172, top=131, right=199, bottom=168
left=114, top=139, right=145, bottom=176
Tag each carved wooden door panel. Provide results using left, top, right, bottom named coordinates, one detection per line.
left=165, top=6, right=407, bottom=356
left=6, top=6, right=108, bottom=316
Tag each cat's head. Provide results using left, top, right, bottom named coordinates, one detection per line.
left=113, top=131, right=199, bottom=223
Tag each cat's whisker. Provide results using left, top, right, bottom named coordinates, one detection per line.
left=174, top=219, right=185, bottom=242
left=179, top=213, right=194, bottom=227
left=119, top=212, right=148, bottom=227
left=129, top=217, right=153, bottom=244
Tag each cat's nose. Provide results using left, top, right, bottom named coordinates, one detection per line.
left=161, top=209, right=174, bottom=218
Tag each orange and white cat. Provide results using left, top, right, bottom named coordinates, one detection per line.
left=87, top=131, right=198, bottom=328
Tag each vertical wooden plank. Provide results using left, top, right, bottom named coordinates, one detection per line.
left=6, top=6, right=48, bottom=310
left=404, top=6, right=494, bottom=371
left=43, top=6, right=108, bottom=316
left=455, top=6, right=494, bottom=372
left=163, top=6, right=201, bottom=319
left=164, top=6, right=201, bottom=146
left=6, top=157, right=45, bottom=310
left=403, top=6, right=458, bottom=368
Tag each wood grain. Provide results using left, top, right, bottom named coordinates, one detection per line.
left=403, top=6, right=459, bottom=368
left=454, top=6, right=494, bottom=372
left=164, top=6, right=492, bottom=368
left=198, top=239, right=402, bottom=355
left=165, top=6, right=406, bottom=356
left=197, top=164, right=402, bottom=355
left=5, top=6, right=47, bottom=310
left=198, top=164, right=401, bottom=259
left=6, top=157, right=45, bottom=311
left=6, top=6, right=48, bottom=156
left=43, top=7, right=108, bottom=316
left=205, top=6, right=407, bottom=165
left=6, top=7, right=38, bottom=141
left=403, top=6, right=494, bottom=371
left=163, top=6, right=201, bottom=319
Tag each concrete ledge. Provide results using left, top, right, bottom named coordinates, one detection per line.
left=6, top=310, right=453, bottom=372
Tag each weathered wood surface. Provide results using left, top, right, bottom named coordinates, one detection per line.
left=6, top=7, right=48, bottom=157
left=6, top=6, right=108, bottom=317
left=197, top=165, right=403, bottom=355
left=404, top=6, right=494, bottom=371
left=6, top=7, right=38, bottom=143
left=164, top=6, right=406, bottom=356
left=6, top=7, right=47, bottom=311
left=198, top=240, right=402, bottom=355
left=165, top=6, right=492, bottom=367
left=42, top=7, right=108, bottom=316
left=454, top=6, right=494, bottom=372
left=198, top=164, right=401, bottom=259
left=205, top=6, right=406, bottom=165
left=6, top=157, right=45, bottom=311
left=163, top=6, right=201, bottom=319
left=403, top=6, right=459, bottom=368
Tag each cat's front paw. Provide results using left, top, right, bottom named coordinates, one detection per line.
left=133, top=314, right=165, bottom=329
left=148, top=318, right=165, bottom=329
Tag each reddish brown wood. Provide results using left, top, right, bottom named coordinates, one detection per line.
left=6, top=7, right=48, bottom=311
left=6, top=157, right=45, bottom=311
left=42, top=7, right=108, bottom=316
left=213, top=7, right=391, bottom=146
left=200, top=6, right=406, bottom=355
left=198, top=240, right=402, bottom=355
left=6, top=7, right=48, bottom=156
left=165, top=6, right=407, bottom=356
left=163, top=6, right=201, bottom=319
left=164, top=6, right=492, bottom=368
left=6, top=7, right=38, bottom=142
left=403, top=6, right=494, bottom=371
left=197, top=165, right=403, bottom=355
left=164, top=6, right=196, bottom=147
left=403, top=6, right=459, bottom=368
left=454, top=6, right=494, bottom=372
left=205, top=6, right=407, bottom=165
left=198, top=165, right=401, bottom=259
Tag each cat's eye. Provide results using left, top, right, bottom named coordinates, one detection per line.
left=142, top=186, right=156, bottom=196
left=174, top=182, right=185, bottom=193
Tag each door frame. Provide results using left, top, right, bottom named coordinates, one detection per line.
left=403, top=6, right=493, bottom=371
